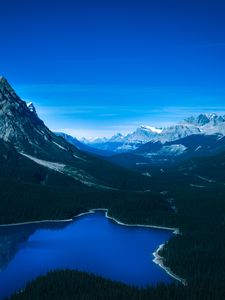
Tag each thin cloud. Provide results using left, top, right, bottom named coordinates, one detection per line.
left=174, top=42, right=225, bottom=49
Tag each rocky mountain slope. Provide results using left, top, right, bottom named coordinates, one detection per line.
left=0, top=76, right=150, bottom=191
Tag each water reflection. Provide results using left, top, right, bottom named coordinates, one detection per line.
left=0, top=221, right=71, bottom=270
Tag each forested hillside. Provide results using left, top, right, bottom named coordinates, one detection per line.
left=6, top=152, right=225, bottom=300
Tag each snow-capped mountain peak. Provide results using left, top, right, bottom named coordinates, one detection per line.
left=124, top=126, right=160, bottom=144
left=82, top=113, right=225, bottom=153
left=139, top=125, right=163, bottom=134
left=27, top=102, right=38, bottom=117
left=108, top=133, right=125, bottom=142
left=183, top=113, right=225, bottom=135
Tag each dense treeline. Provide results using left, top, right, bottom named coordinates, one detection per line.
left=8, top=270, right=180, bottom=300
left=0, top=134, right=173, bottom=226
left=159, top=185, right=225, bottom=295
left=8, top=269, right=225, bottom=300
left=0, top=176, right=173, bottom=225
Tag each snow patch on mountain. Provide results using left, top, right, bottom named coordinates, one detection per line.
left=73, top=154, right=86, bottom=161
left=20, top=153, right=66, bottom=173
left=159, top=144, right=187, bottom=156
left=20, top=152, right=102, bottom=187
left=144, top=144, right=187, bottom=157
left=197, top=175, right=215, bottom=183
left=27, top=102, right=36, bottom=113
left=195, top=146, right=202, bottom=152
left=190, top=184, right=206, bottom=188
left=142, top=172, right=151, bottom=177
left=117, top=143, right=139, bottom=151
left=52, top=141, right=67, bottom=151
left=139, top=125, right=162, bottom=134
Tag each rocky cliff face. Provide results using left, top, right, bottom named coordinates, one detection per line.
left=0, top=76, right=51, bottom=151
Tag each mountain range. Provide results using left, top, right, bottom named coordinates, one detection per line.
left=80, top=113, right=225, bottom=153
left=55, top=110, right=225, bottom=170
left=2, top=75, right=225, bottom=179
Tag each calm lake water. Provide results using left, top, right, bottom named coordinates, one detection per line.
left=0, top=211, right=174, bottom=299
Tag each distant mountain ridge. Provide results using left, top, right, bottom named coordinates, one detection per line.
left=55, top=132, right=114, bottom=157
left=79, top=113, right=225, bottom=153
left=184, top=113, right=225, bottom=126
left=183, top=113, right=225, bottom=135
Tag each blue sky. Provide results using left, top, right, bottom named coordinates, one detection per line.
left=1, top=0, right=225, bottom=137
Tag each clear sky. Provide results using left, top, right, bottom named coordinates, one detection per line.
left=0, top=0, right=225, bottom=138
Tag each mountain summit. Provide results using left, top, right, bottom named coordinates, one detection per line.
left=0, top=77, right=80, bottom=158
left=0, top=76, right=17, bottom=95
left=184, top=113, right=225, bottom=135
left=184, top=113, right=225, bottom=127
left=0, top=77, right=49, bottom=151
left=27, top=102, right=38, bottom=117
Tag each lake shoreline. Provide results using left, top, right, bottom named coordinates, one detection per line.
left=0, top=211, right=93, bottom=227
left=93, top=209, right=186, bottom=286
left=153, top=244, right=187, bottom=286
left=0, top=208, right=179, bottom=233
left=0, top=208, right=184, bottom=285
